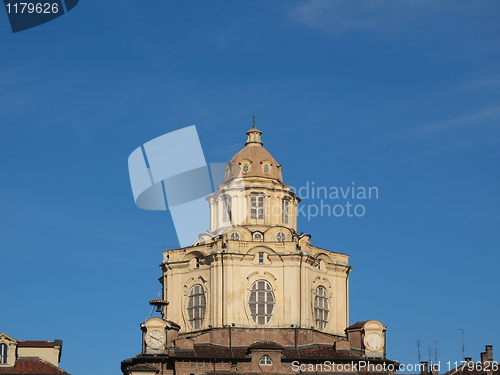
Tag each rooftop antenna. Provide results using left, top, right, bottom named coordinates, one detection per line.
left=417, top=340, right=422, bottom=363
left=428, top=347, right=432, bottom=365
left=434, top=341, right=439, bottom=364
left=459, top=329, right=467, bottom=359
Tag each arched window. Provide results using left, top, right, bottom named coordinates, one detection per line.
left=225, top=164, right=232, bottom=179
left=282, top=199, right=290, bottom=224
left=253, top=232, right=263, bottom=241
left=0, top=344, right=7, bottom=364
left=263, top=164, right=270, bottom=175
left=187, top=284, right=206, bottom=329
left=259, top=355, right=272, bottom=365
left=222, top=195, right=232, bottom=223
left=314, top=286, right=329, bottom=330
left=250, top=194, right=265, bottom=219
left=230, top=232, right=240, bottom=241
left=242, top=163, right=250, bottom=174
left=276, top=231, right=286, bottom=242
left=248, top=280, right=274, bottom=325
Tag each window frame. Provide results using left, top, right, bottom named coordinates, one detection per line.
left=222, top=195, right=232, bottom=224
left=253, top=232, right=263, bottom=241
left=0, top=343, right=8, bottom=365
left=259, top=355, right=272, bottom=366
left=242, top=163, right=250, bottom=174
left=282, top=198, right=290, bottom=224
left=187, top=284, right=206, bottom=330
left=250, top=194, right=265, bottom=220
left=248, top=280, right=275, bottom=325
left=276, top=231, right=286, bottom=242
left=314, top=286, right=329, bottom=330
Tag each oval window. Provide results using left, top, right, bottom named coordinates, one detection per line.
left=248, top=280, right=275, bottom=325
left=276, top=231, right=286, bottom=242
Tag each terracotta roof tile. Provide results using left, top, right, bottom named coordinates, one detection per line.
left=445, top=367, right=500, bottom=375
left=346, top=321, right=367, bottom=330
left=192, top=345, right=233, bottom=358
left=248, top=341, right=283, bottom=350
left=226, top=128, right=283, bottom=184
left=285, top=345, right=356, bottom=360
left=0, top=357, right=70, bottom=374
left=125, top=364, right=158, bottom=373
left=17, top=341, right=56, bottom=348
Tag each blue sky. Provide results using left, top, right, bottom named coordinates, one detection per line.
left=1, top=1, right=499, bottom=374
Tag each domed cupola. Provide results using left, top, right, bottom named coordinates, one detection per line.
left=224, top=125, right=283, bottom=184
left=205, top=122, right=300, bottom=236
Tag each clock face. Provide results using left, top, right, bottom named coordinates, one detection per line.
left=364, top=333, right=384, bottom=351
left=145, top=329, right=165, bottom=349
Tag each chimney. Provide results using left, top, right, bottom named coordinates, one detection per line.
left=486, top=345, right=493, bottom=362
left=431, top=363, right=439, bottom=375
left=480, top=346, right=494, bottom=374
left=421, top=362, right=429, bottom=375
left=481, top=352, right=487, bottom=368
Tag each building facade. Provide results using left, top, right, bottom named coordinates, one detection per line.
left=0, top=333, right=70, bottom=375
left=121, top=124, right=397, bottom=375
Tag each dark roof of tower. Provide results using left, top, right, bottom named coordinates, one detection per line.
left=248, top=341, right=283, bottom=350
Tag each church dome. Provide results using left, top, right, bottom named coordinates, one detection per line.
left=224, top=125, right=283, bottom=183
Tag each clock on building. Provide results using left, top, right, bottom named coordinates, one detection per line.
left=364, top=332, right=384, bottom=352
left=141, top=317, right=170, bottom=353
left=145, top=329, right=165, bottom=349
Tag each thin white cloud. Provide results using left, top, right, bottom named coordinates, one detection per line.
left=287, top=0, right=461, bottom=34
left=377, top=105, right=500, bottom=146
left=457, top=74, right=500, bottom=93
left=343, top=105, right=500, bottom=155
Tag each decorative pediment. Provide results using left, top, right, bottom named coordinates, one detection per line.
left=0, top=333, right=17, bottom=367
left=0, top=333, right=17, bottom=345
